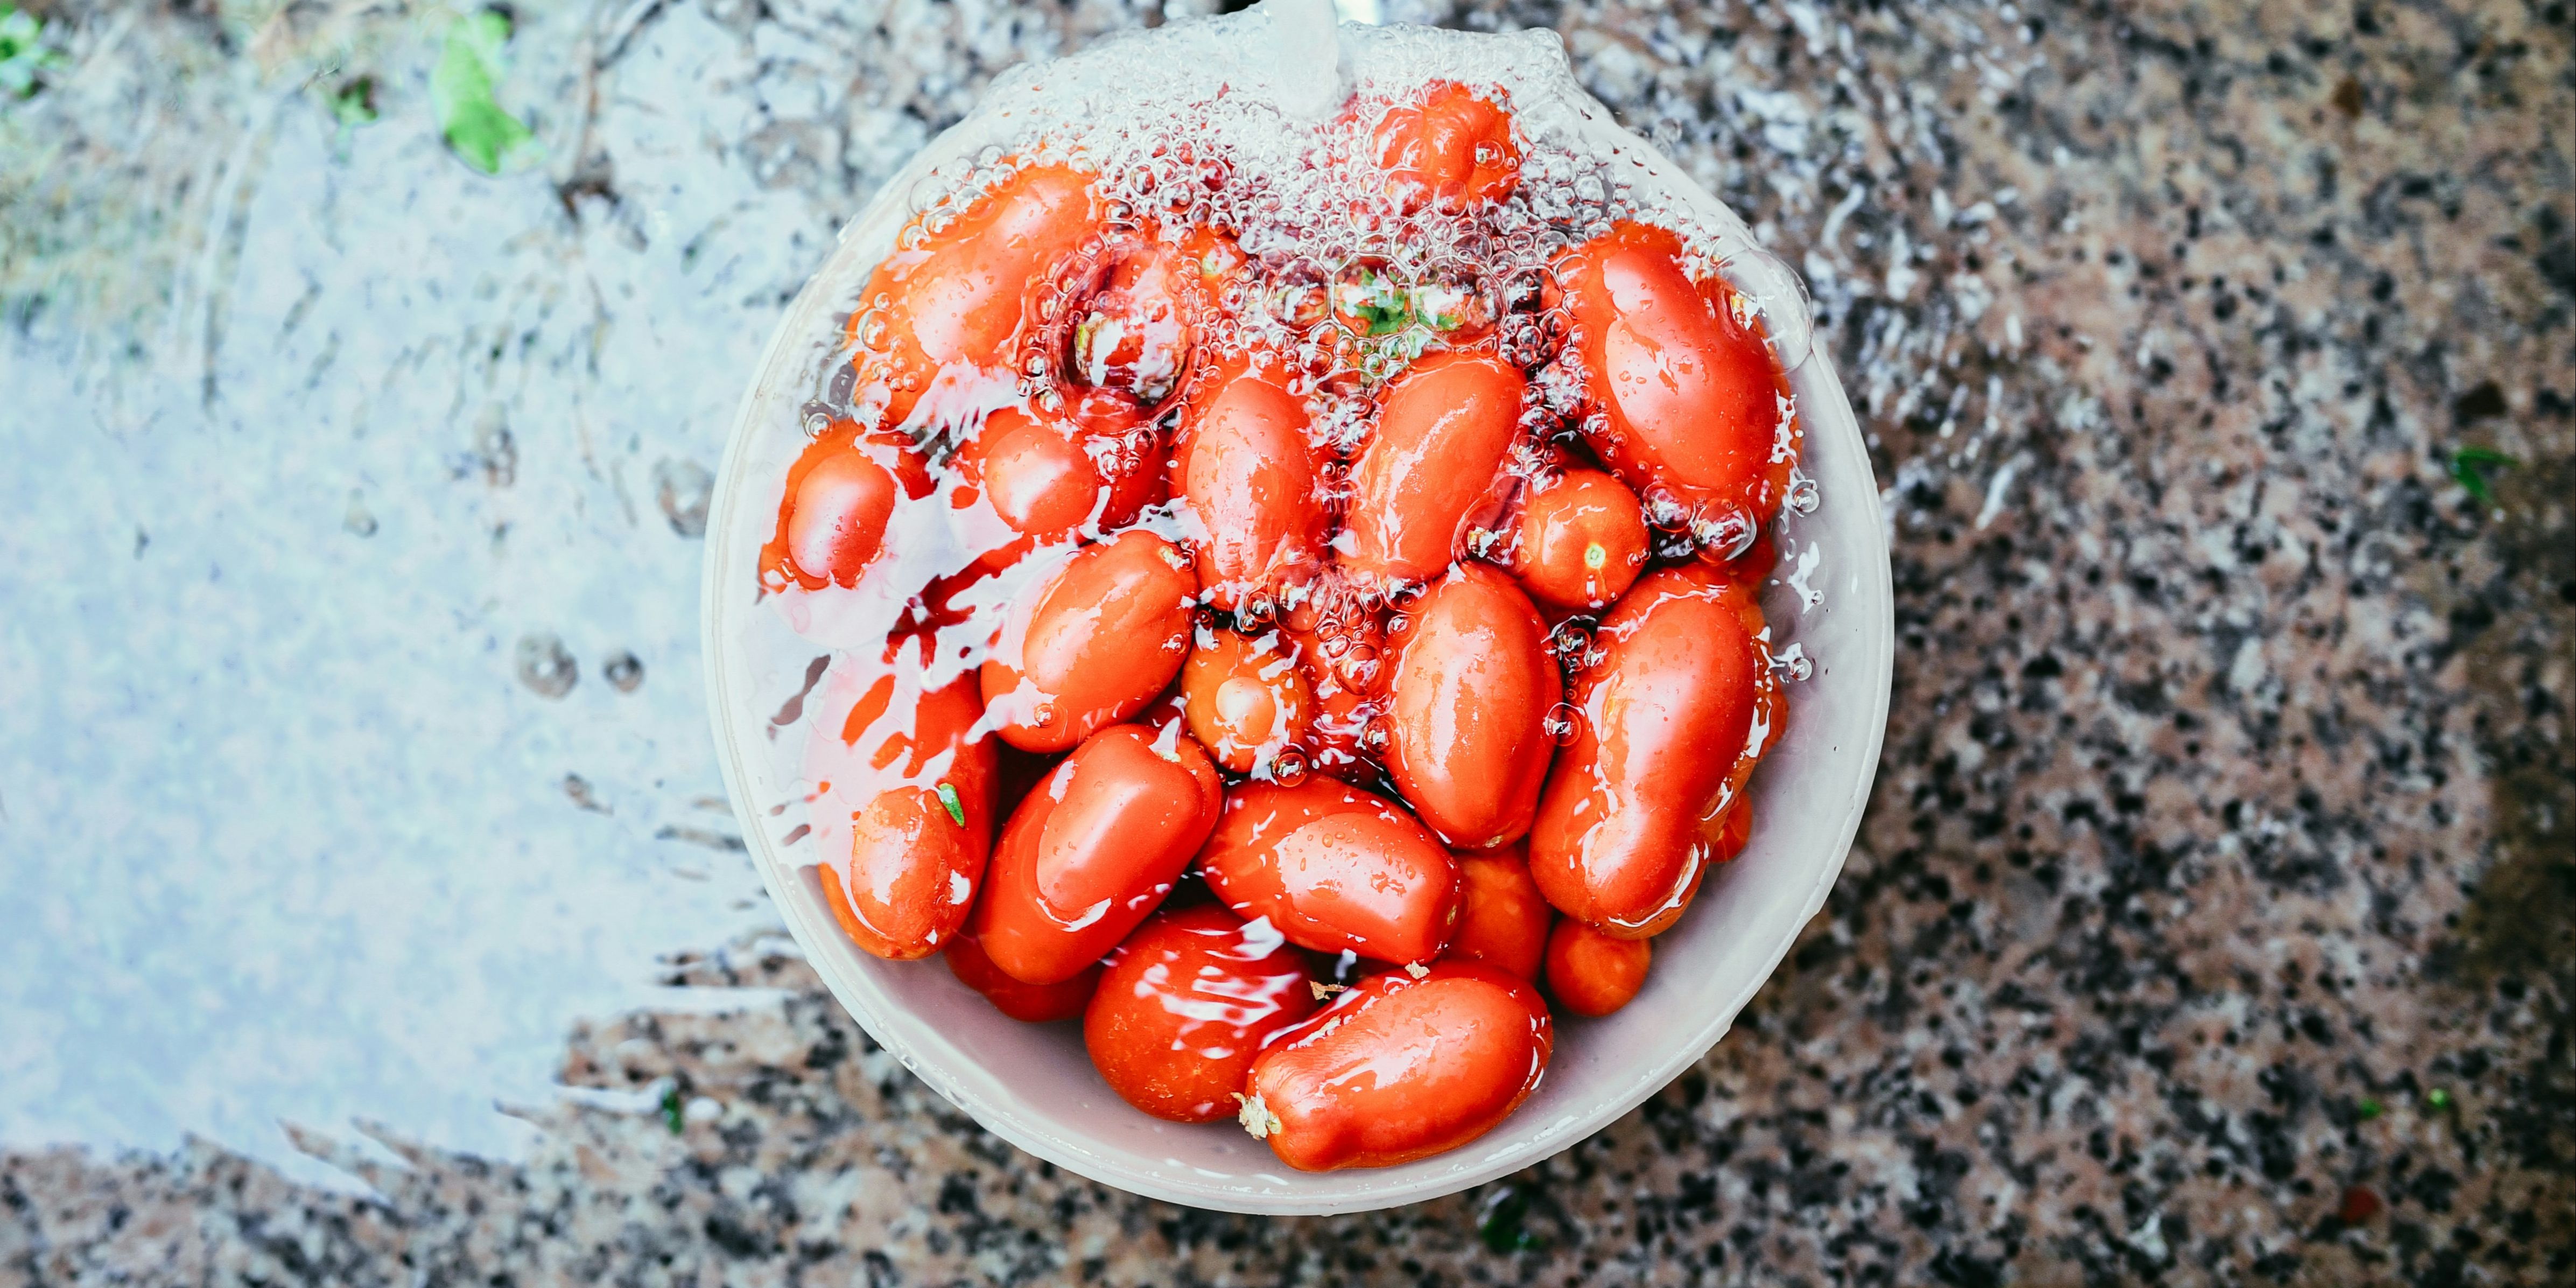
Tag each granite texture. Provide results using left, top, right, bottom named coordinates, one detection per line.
left=4, top=0, right=2572, bottom=1284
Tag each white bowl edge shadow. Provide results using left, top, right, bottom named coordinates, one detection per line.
left=698, top=24, right=1896, bottom=1218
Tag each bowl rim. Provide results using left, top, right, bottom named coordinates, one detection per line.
left=699, top=22, right=1894, bottom=1217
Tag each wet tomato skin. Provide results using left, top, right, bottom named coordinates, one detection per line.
left=1084, top=905, right=1318, bottom=1123
left=1199, top=778, right=1462, bottom=964
left=946, top=402, right=1162, bottom=576
left=980, top=529, right=1197, bottom=753
left=1543, top=919, right=1650, bottom=1017
left=1342, top=351, right=1527, bottom=587
left=1370, top=81, right=1521, bottom=215
left=1384, top=564, right=1560, bottom=849
left=849, top=164, right=1100, bottom=429
left=947, top=928, right=1101, bottom=1023
left=1061, top=239, right=1197, bottom=409
left=762, top=424, right=934, bottom=592
left=1528, top=565, right=1781, bottom=938
left=1443, top=844, right=1553, bottom=981
left=968, top=722, right=1225, bottom=985
left=1512, top=468, right=1651, bottom=613
left=1240, top=961, right=1552, bottom=1171
left=1181, top=625, right=1313, bottom=775
left=1550, top=222, right=1795, bottom=529
left=807, top=646, right=1000, bottom=961
left=1171, top=359, right=1327, bottom=611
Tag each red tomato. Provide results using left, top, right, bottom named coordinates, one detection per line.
left=1383, top=564, right=1559, bottom=849
left=946, top=402, right=1162, bottom=576
left=1198, top=778, right=1461, bottom=964
left=1443, top=844, right=1552, bottom=980
left=980, top=529, right=1197, bottom=753
left=946, top=928, right=1100, bottom=1023
left=1550, top=222, right=1796, bottom=533
left=1062, top=239, right=1196, bottom=408
left=1171, top=359, right=1326, bottom=611
left=1527, top=566, right=1781, bottom=937
left=806, top=643, right=999, bottom=960
left=848, top=165, right=1100, bottom=429
left=1369, top=81, right=1521, bottom=215
left=1181, top=625, right=1313, bottom=776
left=1239, top=961, right=1551, bottom=1171
left=1340, top=351, right=1526, bottom=588
left=1083, top=905, right=1318, bottom=1122
left=761, top=424, right=934, bottom=592
left=1543, top=919, right=1650, bottom=1017
left=1511, top=468, right=1650, bottom=613
left=968, top=722, right=1225, bottom=985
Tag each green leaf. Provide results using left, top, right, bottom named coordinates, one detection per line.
left=331, top=76, right=379, bottom=128
left=2426, top=1087, right=2453, bottom=1111
left=2449, top=445, right=2517, bottom=507
left=661, top=1084, right=685, bottom=1135
left=1, top=6, right=67, bottom=100
left=937, top=781, right=965, bottom=827
left=431, top=10, right=537, bottom=175
left=2356, top=1097, right=2382, bottom=1120
left=1478, top=1187, right=1542, bottom=1253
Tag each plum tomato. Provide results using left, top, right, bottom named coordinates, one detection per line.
left=947, top=927, right=1101, bottom=1023
left=1340, top=351, right=1527, bottom=588
left=806, top=642, right=1000, bottom=960
left=1543, top=918, right=1650, bottom=1017
left=1198, top=778, right=1461, bottom=964
left=1238, top=961, right=1551, bottom=1171
left=848, top=164, right=1101, bottom=429
left=1369, top=81, right=1521, bottom=215
left=1181, top=624, right=1313, bottom=776
left=1383, top=564, right=1560, bottom=849
left=1170, top=358, right=1326, bottom=611
left=946, top=401, right=1162, bottom=577
left=1443, top=844, right=1552, bottom=980
left=1527, top=565, right=1781, bottom=938
left=1511, top=467, right=1650, bottom=613
left=762, top=423, right=935, bottom=593
left=1083, top=905, right=1318, bottom=1122
left=968, top=722, right=1225, bottom=985
left=1549, top=222, right=1796, bottom=537
left=1062, top=239, right=1196, bottom=409
left=980, top=529, right=1197, bottom=753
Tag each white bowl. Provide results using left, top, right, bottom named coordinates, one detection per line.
left=701, top=7, right=1893, bottom=1216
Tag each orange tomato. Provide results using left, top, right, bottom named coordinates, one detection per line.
left=849, top=165, right=1100, bottom=429
left=1549, top=222, right=1795, bottom=533
left=1198, top=778, right=1461, bottom=964
left=1543, top=919, right=1650, bottom=1017
left=1084, top=905, right=1318, bottom=1122
left=1180, top=624, right=1313, bottom=775
left=1170, top=359, right=1326, bottom=611
left=1382, top=564, right=1559, bottom=849
left=1369, top=81, right=1521, bottom=215
left=806, top=642, right=999, bottom=960
left=1511, top=468, right=1650, bottom=613
left=980, top=529, right=1197, bottom=753
left=1239, top=961, right=1551, bottom=1171
left=1527, top=566, right=1781, bottom=937
left=1443, top=844, right=1552, bottom=980
left=761, top=423, right=933, bottom=593
left=1340, top=351, right=1526, bottom=588
left=946, top=928, right=1101, bottom=1023
left=946, top=401, right=1163, bottom=576
left=968, top=723, right=1225, bottom=985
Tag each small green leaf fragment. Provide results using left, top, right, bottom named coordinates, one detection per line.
left=330, top=76, right=379, bottom=128
left=2426, top=1087, right=2453, bottom=1111
left=1, top=6, right=67, bottom=100
left=2356, top=1097, right=2382, bottom=1120
left=432, top=10, right=538, bottom=175
left=1479, top=1187, right=1542, bottom=1253
left=936, top=781, right=965, bottom=827
left=2449, top=446, right=2517, bottom=507
left=660, top=1085, right=685, bottom=1135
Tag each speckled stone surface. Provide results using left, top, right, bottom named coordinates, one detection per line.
left=4, top=0, right=2571, bottom=1284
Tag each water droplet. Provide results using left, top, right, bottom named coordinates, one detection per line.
left=1271, top=747, right=1309, bottom=786
left=1543, top=702, right=1583, bottom=745
left=1787, top=476, right=1821, bottom=515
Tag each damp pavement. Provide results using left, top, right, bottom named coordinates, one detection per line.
left=0, top=1, right=2568, bottom=1284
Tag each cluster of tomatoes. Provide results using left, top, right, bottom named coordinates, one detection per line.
left=757, top=81, right=1796, bottom=1171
